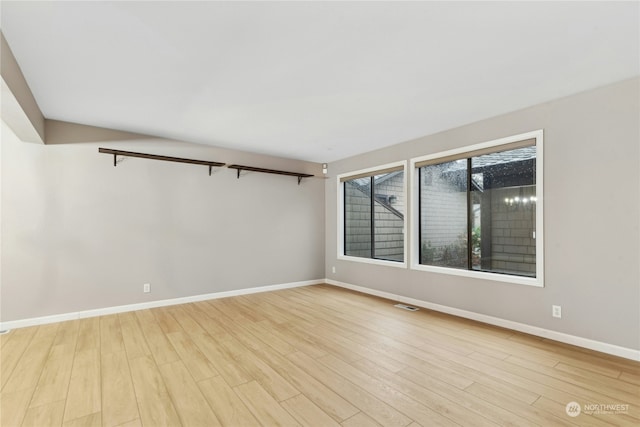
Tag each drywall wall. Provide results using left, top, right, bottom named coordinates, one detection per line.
left=1, top=31, right=45, bottom=143
left=1, top=123, right=325, bottom=322
left=326, top=77, right=640, bottom=351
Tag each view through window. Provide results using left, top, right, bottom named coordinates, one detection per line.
left=418, top=142, right=537, bottom=277
left=344, top=170, right=405, bottom=262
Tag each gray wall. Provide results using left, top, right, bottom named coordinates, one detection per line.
left=1, top=124, right=325, bottom=322
left=326, top=77, right=640, bottom=350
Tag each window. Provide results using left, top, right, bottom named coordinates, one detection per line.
left=339, top=162, right=406, bottom=265
left=412, top=131, right=543, bottom=286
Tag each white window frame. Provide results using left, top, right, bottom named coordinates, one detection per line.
left=337, top=160, right=408, bottom=268
left=409, top=130, right=544, bottom=287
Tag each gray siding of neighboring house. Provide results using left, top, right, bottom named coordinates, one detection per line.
left=373, top=202, right=404, bottom=261
left=420, top=169, right=467, bottom=266
left=489, top=186, right=536, bottom=275
left=375, top=172, right=405, bottom=215
left=344, top=181, right=372, bottom=258
left=345, top=173, right=404, bottom=261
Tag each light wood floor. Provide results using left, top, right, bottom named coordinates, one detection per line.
left=1, top=284, right=639, bottom=427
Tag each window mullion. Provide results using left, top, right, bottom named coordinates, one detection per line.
left=343, top=182, right=347, bottom=257
left=418, top=168, right=423, bottom=264
left=466, top=158, right=473, bottom=271
left=370, top=176, right=375, bottom=259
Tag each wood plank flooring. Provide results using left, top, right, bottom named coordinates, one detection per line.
left=1, top=284, right=639, bottom=426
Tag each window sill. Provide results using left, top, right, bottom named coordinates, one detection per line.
left=411, top=263, right=544, bottom=287
left=338, top=255, right=408, bottom=269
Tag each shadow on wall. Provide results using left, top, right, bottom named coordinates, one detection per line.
left=44, top=120, right=156, bottom=144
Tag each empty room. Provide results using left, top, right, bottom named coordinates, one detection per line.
left=1, top=1, right=639, bottom=426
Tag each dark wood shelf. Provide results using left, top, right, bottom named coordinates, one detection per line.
left=99, top=148, right=225, bottom=175
left=228, top=164, right=314, bottom=184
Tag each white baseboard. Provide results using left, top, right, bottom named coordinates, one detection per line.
left=0, top=279, right=323, bottom=331
left=4, top=277, right=638, bottom=362
left=325, top=279, right=640, bottom=362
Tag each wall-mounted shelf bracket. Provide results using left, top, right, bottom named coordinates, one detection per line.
left=113, top=154, right=126, bottom=167
left=227, top=164, right=314, bottom=185
left=99, top=148, right=225, bottom=175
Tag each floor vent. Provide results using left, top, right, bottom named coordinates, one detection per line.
left=394, top=303, right=419, bottom=312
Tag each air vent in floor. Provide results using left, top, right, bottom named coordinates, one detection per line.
left=394, top=303, right=419, bottom=312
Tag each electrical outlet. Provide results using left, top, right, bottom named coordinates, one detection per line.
left=143, top=283, right=150, bottom=293
left=552, top=305, right=561, bottom=318
left=332, top=266, right=336, bottom=274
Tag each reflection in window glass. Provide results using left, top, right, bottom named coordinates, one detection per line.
left=419, top=160, right=468, bottom=269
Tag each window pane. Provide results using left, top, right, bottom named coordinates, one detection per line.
left=471, top=146, right=536, bottom=277
left=419, top=160, right=468, bottom=269
left=373, top=171, right=405, bottom=262
left=470, top=174, right=483, bottom=270
left=344, top=178, right=372, bottom=258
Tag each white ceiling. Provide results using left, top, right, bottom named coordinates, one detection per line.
left=1, top=1, right=638, bottom=162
